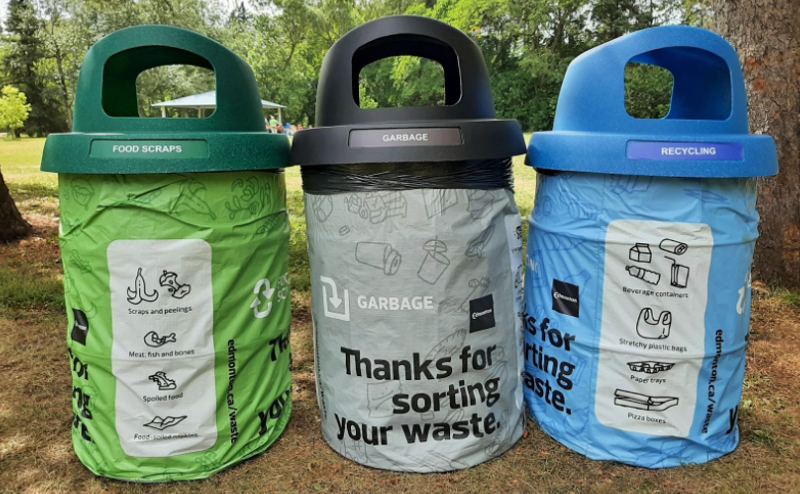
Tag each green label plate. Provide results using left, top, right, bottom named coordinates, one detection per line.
left=90, top=140, right=209, bottom=158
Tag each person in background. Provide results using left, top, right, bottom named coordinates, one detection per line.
left=269, top=115, right=279, bottom=134
left=285, top=123, right=293, bottom=137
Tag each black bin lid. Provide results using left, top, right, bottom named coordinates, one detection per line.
left=291, top=15, right=526, bottom=166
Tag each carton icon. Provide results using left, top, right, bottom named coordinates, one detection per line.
left=629, top=243, right=652, bottom=263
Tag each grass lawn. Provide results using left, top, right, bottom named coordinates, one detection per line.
left=1, top=137, right=799, bottom=493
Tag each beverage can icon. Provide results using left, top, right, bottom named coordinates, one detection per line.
left=660, top=238, right=688, bottom=255
left=355, top=242, right=402, bottom=276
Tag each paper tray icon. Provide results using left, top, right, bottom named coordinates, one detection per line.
left=627, top=361, right=675, bottom=374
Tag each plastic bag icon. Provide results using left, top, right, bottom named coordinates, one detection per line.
left=636, top=308, right=672, bottom=339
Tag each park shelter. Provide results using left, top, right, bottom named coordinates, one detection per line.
left=152, top=90, right=286, bottom=122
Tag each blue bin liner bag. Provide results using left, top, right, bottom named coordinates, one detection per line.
left=523, top=172, right=759, bottom=468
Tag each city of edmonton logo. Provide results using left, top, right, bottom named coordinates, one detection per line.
left=469, top=294, right=495, bottom=333
left=71, top=309, right=89, bottom=345
left=552, top=280, right=580, bottom=318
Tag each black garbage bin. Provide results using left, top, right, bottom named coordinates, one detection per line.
left=292, top=15, right=527, bottom=472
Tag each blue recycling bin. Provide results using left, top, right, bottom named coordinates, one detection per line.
left=522, top=26, right=778, bottom=468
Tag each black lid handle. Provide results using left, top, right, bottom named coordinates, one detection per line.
left=316, top=16, right=497, bottom=127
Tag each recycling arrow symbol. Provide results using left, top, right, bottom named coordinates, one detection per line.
left=251, top=278, right=275, bottom=319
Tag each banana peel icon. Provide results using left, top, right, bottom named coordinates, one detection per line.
left=127, top=268, right=159, bottom=305
left=636, top=308, right=672, bottom=339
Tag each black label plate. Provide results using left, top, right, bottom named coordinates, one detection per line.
left=349, top=128, right=462, bottom=148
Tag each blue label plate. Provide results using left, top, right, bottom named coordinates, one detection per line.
left=627, top=141, right=744, bottom=161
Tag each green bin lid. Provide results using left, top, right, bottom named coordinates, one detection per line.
left=41, top=25, right=289, bottom=174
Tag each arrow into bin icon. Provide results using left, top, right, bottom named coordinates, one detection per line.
left=321, top=276, right=350, bottom=321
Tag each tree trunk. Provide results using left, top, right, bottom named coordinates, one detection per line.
left=0, top=168, right=32, bottom=243
left=712, top=0, right=800, bottom=287
left=55, top=46, right=73, bottom=129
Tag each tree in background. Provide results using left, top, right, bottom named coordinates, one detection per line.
left=1, top=0, right=796, bottom=287
left=405, top=0, right=686, bottom=130
left=0, top=89, right=32, bottom=241
left=37, top=0, right=79, bottom=129
left=0, top=168, right=32, bottom=242
left=591, top=0, right=655, bottom=43
left=0, top=0, right=711, bottom=130
left=0, top=85, right=31, bottom=137
left=2, top=0, right=66, bottom=136
left=3, top=0, right=224, bottom=126
left=712, top=0, right=800, bottom=287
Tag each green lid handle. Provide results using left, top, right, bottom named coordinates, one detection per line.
left=72, top=25, right=266, bottom=134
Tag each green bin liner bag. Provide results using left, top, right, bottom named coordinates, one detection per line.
left=60, top=172, right=292, bottom=481
left=40, top=26, right=294, bottom=481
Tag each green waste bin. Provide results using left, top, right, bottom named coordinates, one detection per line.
left=40, top=26, right=293, bottom=482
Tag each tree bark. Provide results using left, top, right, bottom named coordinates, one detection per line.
left=54, top=46, right=73, bottom=129
left=712, top=0, right=800, bottom=287
left=0, top=168, right=32, bottom=243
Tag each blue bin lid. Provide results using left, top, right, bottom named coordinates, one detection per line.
left=529, top=26, right=778, bottom=178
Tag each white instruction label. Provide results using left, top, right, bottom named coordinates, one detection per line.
left=595, top=220, right=712, bottom=438
left=109, top=239, right=217, bottom=457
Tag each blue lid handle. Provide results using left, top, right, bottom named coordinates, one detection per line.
left=554, top=26, right=748, bottom=135
left=529, top=25, right=778, bottom=178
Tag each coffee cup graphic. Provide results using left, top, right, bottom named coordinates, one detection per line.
left=418, top=239, right=450, bottom=284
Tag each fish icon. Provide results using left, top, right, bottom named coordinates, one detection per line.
left=143, top=331, right=177, bottom=348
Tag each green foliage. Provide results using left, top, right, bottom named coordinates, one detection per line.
left=2, top=0, right=66, bottom=136
left=359, top=56, right=445, bottom=108
left=591, top=0, right=656, bottom=43
left=625, top=63, right=674, bottom=119
left=358, top=82, right=380, bottom=109
left=502, top=51, right=572, bottom=131
left=0, top=85, right=32, bottom=137
left=1, top=0, right=695, bottom=133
